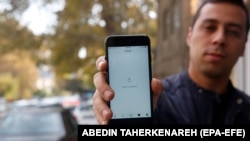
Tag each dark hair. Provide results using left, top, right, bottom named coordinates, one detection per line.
left=191, top=0, right=250, bottom=35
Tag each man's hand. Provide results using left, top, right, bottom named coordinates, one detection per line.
left=93, top=56, right=163, bottom=124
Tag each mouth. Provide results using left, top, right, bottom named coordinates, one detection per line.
left=205, top=52, right=225, bottom=62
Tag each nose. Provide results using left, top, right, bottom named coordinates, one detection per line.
left=212, top=28, right=226, bottom=47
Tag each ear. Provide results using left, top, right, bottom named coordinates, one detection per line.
left=186, top=27, right=192, bottom=47
left=240, top=37, right=248, bottom=56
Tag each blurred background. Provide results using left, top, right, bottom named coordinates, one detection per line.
left=0, top=0, right=250, bottom=129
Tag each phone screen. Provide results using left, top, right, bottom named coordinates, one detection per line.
left=106, top=35, right=153, bottom=124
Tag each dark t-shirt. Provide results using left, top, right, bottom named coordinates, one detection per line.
left=154, top=71, right=250, bottom=125
left=212, top=92, right=231, bottom=124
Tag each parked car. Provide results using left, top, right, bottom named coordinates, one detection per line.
left=72, top=99, right=98, bottom=125
left=0, top=106, right=78, bottom=141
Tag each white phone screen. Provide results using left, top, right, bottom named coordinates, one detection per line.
left=108, top=45, right=152, bottom=119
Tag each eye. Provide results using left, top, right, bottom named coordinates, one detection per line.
left=226, top=29, right=240, bottom=37
left=204, top=25, right=216, bottom=32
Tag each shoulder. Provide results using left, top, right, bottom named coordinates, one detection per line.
left=234, top=88, right=250, bottom=106
left=161, top=71, right=191, bottom=93
left=158, top=71, right=197, bottom=105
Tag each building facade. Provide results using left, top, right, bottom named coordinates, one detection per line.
left=154, top=0, right=198, bottom=78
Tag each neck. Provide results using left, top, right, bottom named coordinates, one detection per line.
left=188, top=68, right=229, bottom=94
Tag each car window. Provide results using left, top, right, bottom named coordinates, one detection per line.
left=0, top=112, right=62, bottom=134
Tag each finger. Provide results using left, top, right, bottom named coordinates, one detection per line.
left=152, top=78, right=163, bottom=96
left=96, top=56, right=107, bottom=71
left=93, top=72, right=114, bottom=101
left=93, top=89, right=113, bottom=125
left=151, top=78, right=163, bottom=109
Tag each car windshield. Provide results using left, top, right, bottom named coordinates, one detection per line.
left=0, top=111, right=62, bottom=135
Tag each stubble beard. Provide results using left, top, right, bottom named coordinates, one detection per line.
left=199, top=62, right=230, bottom=79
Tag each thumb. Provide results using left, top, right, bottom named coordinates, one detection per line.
left=151, top=78, right=163, bottom=109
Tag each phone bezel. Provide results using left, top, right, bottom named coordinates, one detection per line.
left=104, top=34, right=153, bottom=125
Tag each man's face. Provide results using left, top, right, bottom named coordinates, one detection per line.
left=187, top=2, right=247, bottom=78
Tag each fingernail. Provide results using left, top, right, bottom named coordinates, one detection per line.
left=102, top=109, right=109, bottom=125
left=102, top=109, right=108, bottom=117
left=104, top=90, right=112, bottom=100
left=101, top=120, right=107, bottom=125
left=98, top=61, right=104, bottom=69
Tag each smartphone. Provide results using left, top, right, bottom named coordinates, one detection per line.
left=105, top=34, right=153, bottom=124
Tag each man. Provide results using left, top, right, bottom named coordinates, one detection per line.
left=93, top=0, right=250, bottom=125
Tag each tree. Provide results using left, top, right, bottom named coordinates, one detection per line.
left=0, top=73, right=19, bottom=101
left=0, top=0, right=158, bottom=95
left=0, top=0, right=43, bottom=56
left=49, top=0, right=157, bottom=90
left=0, top=52, right=38, bottom=100
left=0, top=0, right=51, bottom=99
